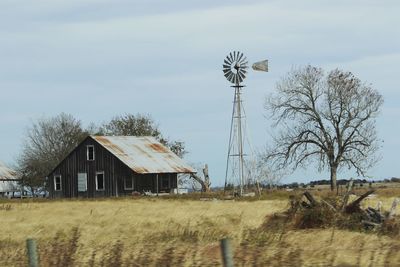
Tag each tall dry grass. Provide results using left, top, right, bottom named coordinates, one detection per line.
left=0, top=193, right=399, bottom=266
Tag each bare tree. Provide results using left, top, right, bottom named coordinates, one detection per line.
left=179, top=163, right=211, bottom=192
left=100, top=113, right=186, bottom=158
left=265, top=66, right=383, bottom=191
left=246, top=156, right=284, bottom=189
left=17, top=113, right=87, bottom=194
left=190, top=164, right=211, bottom=192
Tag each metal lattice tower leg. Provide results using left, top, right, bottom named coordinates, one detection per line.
left=224, top=84, right=246, bottom=196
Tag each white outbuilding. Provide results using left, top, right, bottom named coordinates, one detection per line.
left=0, top=161, right=20, bottom=197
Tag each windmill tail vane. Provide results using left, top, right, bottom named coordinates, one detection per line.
left=252, top=60, right=269, bottom=72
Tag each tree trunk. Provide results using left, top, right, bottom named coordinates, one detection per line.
left=190, top=173, right=210, bottom=192
left=30, top=186, right=35, bottom=197
left=190, top=164, right=211, bottom=192
left=330, top=166, right=337, bottom=192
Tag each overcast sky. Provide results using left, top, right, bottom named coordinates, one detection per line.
left=0, top=0, right=399, bottom=185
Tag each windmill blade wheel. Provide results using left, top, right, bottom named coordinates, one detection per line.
left=222, top=51, right=248, bottom=85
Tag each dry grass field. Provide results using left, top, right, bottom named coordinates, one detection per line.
left=1, top=189, right=400, bottom=266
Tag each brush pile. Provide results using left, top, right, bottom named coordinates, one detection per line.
left=300, top=190, right=398, bottom=229
left=265, top=184, right=400, bottom=235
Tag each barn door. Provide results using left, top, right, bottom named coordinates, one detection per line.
left=77, top=173, right=88, bottom=195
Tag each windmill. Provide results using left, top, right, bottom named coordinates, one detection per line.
left=222, top=51, right=268, bottom=196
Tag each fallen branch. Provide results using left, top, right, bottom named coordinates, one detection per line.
left=362, top=220, right=381, bottom=228
left=321, top=199, right=337, bottom=212
left=345, top=190, right=375, bottom=213
left=365, top=207, right=384, bottom=223
left=303, top=191, right=318, bottom=207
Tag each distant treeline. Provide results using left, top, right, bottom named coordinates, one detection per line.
left=309, top=179, right=369, bottom=186
left=213, top=177, right=400, bottom=191
left=280, top=177, right=400, bottom=189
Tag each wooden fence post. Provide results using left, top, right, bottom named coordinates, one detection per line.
left=220, top=238, right=234, bottom=267
left=26, top=238, right=39, bottom=267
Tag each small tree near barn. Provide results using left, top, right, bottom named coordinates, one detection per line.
left=265, top=66, right=383, bottom=191
left=100, top=113, right=186, bottom=158
left=17, top=113, right=87, bottom=194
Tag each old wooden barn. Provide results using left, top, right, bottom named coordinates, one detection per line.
left=48, top=136, right=195, bottom=198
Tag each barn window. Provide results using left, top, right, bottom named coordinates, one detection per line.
left=54, top=175, right=62, bottom=191
left=162, top=175, right=170, bottom=189
left=124, top=176, right=134, bottom=190
left=87, top=145, right=95, bottom=161
left=96, top=172, right=105, bottom=191
left=77, top=173, right=87, bottom=192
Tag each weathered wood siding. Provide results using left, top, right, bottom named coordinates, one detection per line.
left=48, top=136, right=178, bottom=198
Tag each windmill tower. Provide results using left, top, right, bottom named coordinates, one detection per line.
left=222, top=51, right=268, bottom=196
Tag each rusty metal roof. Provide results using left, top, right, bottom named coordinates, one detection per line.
left=92, top=136, right=195, bottom=174
left=0, top=161, right=17, bottom=180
